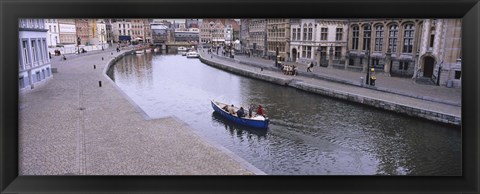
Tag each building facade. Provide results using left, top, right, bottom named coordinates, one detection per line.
left=346, top=19, right=423, bottom=76
left=415, top=19, right=462, bottom=88
left=75, top=19, right=89, bottom=45
left=58, top=19, right=76, bottom=45
left=290, top=19, right=349, bottom=66
left=151, top=20, right=174, bottom=44
left=248, top=19, right=267, bottom=57
left=240, top=19, right=250, bottom=53
left=199, top=19, right=226, bottom=46
left=266, top=19, right=290, bottom=61
left=19, top=19, right=52, bottom=91
left=112, top=19, right=132, bottom=42
left=45, top=19, right=59, bottom=47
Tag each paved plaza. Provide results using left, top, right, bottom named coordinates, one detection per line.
left=19, top=48, right=263, bottom=175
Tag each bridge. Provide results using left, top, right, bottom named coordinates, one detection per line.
left=152, top=41, right=199, bottom=51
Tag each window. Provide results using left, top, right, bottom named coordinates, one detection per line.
left=335, top=46, right=341, bottom=59
left=363, top=25, right=371, bottom=51
left=306, top=46, right=312, bottom=58
left=54, top=25, right=57, bottom=33
left=455, top=71, right=461, bottom=79
left=303, top=24, right=307, bottom=41
left=352, top=26, right=359, bottom=50
left=292, top=28, right=296, bottom=40
left=375, top=25, right=384, bottom=51
left=36, top=71, right=41, bottom=82
left=321, top=28, right=328, bottom=40
left=308, top=24, right=313, bottom=40
left=22, top=40, right=29, bottom=65
left=297, top=28, right=301, bottom=41
left=31, top=40, right=38, bottom=63
left=429, top=34, right=435, bottom=48
left=399, top=61, right=409, bottom=70
left=403, top=24, right=414, bottom=53
left=119, top=30, right=122, bottom=35
left=320, top=46, right=327, bottom=61
left=388, top=25, right=398, bottom=52
left=335, top=28, right=343, bottom=41
left=302, top=46, right=307, bottom=58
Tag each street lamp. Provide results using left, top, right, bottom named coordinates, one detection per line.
left=365, top=49, right=371, bottom=85
left=77, top=36, right=81, bottom=54
left=317, top=44, right=322, bottom=66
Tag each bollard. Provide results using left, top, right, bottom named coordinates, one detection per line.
left=261, top=67, right=263, bottom=71
left=99, top=81, right=102, bottom=87
left=111, top=52, right=113, bottom=55
left=102, top=57, right=104, bottom=60
left=360, top=77, right=364, bottom=86
left=94, top=65, right=96, bottom=69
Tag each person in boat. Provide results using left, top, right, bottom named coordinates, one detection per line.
left=236, top=107, right=245, bottom=118
left=227, top=104, right=236, bottom=115
left=222, top=105, right=229, bottom=111
left=256, top=105, right=264, bottom=117
left=248, top=105, right=253, bottom=118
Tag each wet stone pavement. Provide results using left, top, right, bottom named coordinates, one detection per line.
left=19, top=48, right=264, bottom=175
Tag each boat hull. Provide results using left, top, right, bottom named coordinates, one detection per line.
left=211, top=100, right=269, bottom=129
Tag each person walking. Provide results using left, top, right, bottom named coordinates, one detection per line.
left=307, top=62, right=314, bottom=72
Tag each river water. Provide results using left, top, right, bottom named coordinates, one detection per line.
left=107, top=52, right=461, bottom=175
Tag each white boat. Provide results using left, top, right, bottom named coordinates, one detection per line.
left=186, top=51, right=199, bottom=58
left=145, top=49, right=151, bottom=53
left=178, top=46, right=188, bottom=51
left=154, top=48, right=160, bottom=52
left=135, top=50, right=144, bottom=54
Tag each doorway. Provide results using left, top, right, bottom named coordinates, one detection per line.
left=292, top=48, right=297, bottom=62
left=423, top=56, right=435, bottom=77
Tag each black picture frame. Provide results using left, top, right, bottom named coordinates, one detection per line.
left=1, top=0, right=478, bottom=193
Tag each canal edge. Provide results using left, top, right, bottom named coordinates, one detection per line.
left=199, top=53, right=461, bottom=126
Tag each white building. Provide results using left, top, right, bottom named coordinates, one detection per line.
left=112, top=19, right=132, bottom=42
left=19, top=19, right=52, bottom=91
left=290, top=19, right=348, bottom=65
left=95, top=20, right=107, bottom=45
left=45, top=19, right=59, bottom=47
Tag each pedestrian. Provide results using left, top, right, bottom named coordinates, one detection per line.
left=62, top=55, right=67, bottom=60
left=48, top=52, right=51, bottom=59
left=307, top=62, right=314, bottom=72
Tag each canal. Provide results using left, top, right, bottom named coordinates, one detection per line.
left=107, top=52, right=461, bottom=175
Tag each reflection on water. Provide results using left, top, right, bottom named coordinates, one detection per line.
left=108, top=52, right=461, bottom=175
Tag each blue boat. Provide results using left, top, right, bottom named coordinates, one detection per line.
left=211, top=100, right=269, bottom=129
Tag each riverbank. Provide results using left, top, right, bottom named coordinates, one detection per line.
left=198, top=50, right=461, bottom=126
left=19, top=49, right=265, bottom=175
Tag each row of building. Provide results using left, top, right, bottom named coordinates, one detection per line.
left=237, top=19, right=461, bottom=87
left=20, top=18, right=462, bottom=90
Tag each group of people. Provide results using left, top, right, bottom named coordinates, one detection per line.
left=282, top=64, right=297, bottom=75
left=222, top=104, right=265, bottom=118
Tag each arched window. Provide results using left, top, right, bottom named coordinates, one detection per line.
left=403, top=24, right=414, bottom=53
left=388, top=24, right=398, bottom=52
left=303, top=24, right=307, bottom=41
left=308, top=23, right=313, bottom=40
left=363, top=24, right=371, bottom=51
left=374, top=25, right=384, bottom=51
left=351, top=25, right=359, bottom=50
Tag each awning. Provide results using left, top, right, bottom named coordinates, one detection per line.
left=119, top=36, right=131, bottom=41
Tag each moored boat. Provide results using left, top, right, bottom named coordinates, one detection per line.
left=178, top=46, right=187, bottom=51
left=186, top=51, right=199, bottom=58
left=211, top=100, right=269, bottom=129
left=135, top=50, right=144, bottom=54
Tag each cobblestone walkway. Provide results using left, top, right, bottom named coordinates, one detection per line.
left=208, top=48, right=461, bottom=107
left=19, top=49, right=263, bottom=175
left=199, top=49, right=460, bottom=118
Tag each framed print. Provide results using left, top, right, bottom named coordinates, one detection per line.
left=1, top=0, right=478, bottom=193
